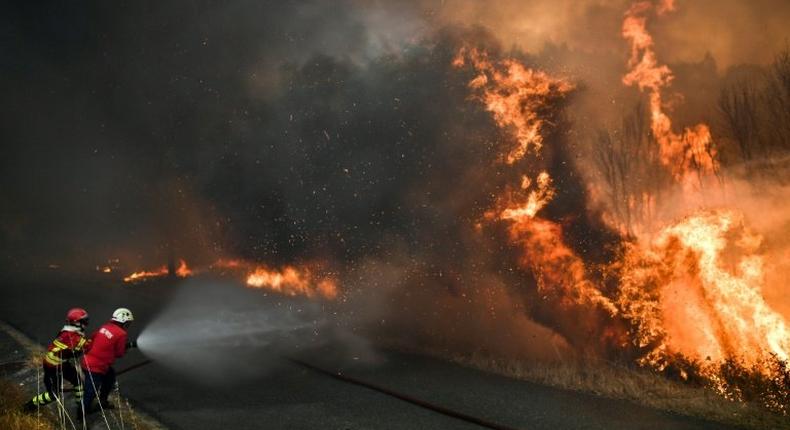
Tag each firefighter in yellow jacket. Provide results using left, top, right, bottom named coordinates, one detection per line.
left=23, top=308, right=90, bottom=412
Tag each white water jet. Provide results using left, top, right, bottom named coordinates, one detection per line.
left=136, top=279, right=332, bottom=384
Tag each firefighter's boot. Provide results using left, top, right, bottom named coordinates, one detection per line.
left=21, top=399, right=37, bottom=413
left=74, top=405, right=85, bottom=423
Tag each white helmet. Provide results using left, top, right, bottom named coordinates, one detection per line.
left=111, top=308, right=134, bottom=324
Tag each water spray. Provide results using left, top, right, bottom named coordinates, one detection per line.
left=134, top=278, right=338, bottom=384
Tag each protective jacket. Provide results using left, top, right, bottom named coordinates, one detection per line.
left=81, top=321, right=127, bottom=375
left=43, top=325, right=89, bottom=367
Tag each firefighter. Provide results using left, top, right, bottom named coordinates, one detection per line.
left=23, top=308, right=90, bottom=412
left=79, top=307, right=137, bottom=418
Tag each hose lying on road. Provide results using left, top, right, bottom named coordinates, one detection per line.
left=116, top=359, right=153, bottom=376
left=61, top=357, right=522, bottom=430
left=287, top=357, right=523, bottom=430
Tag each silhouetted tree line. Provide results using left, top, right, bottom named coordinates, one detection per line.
left=593, top=48, right=790, bottom=235
left=719, top=47, right=790, bottom=179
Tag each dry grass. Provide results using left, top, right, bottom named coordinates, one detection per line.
left=1, top=375, right=163, bottom=430
left=5, top=352, right=163, bottom=430
left=0, top=319, right=165, bottom=430
left=0, top=378, right=55, bottom=430
left=116, top=399, right=164, bottom=430
left=378, top=335, right=789, bottom=430
left=27, top=350, right=45, bottom=369
left=449, top=351, right=790, bottom=430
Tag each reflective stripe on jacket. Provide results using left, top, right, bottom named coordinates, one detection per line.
left=43, top=326, right=89, bottom=367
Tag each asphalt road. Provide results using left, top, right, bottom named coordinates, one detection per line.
left=0, top=273, right=739, bottom=430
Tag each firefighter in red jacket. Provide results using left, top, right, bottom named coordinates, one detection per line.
left=23, top=308, right=90, bottom=412
left=79, top=307, right=137, bottom=417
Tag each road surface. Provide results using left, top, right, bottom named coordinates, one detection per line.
left=0, top=273, right=738, bottom=430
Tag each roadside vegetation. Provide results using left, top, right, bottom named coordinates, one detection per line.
left=0, top=378, right=54, bottom=430
left=0, top=323, right=163, bottom=430
left=453, top=351, right=790, bottom=430
left=1, top=374, right=161, bottom=430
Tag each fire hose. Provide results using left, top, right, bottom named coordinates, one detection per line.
left=61, top=359, right=153, bottom=392
left=115, top=359, right=153, bottom=375
left=60, top=357, right=522, bottom=430
left=287, top=357, right=522, bottom=430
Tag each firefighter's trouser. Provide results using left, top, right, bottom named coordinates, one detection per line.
left=26, top=363, right=83, bottom=408
left=81, top=366, right=116, bottom=411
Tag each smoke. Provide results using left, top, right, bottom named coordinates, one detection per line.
left=415, top=0, right=790, bottom=69
left=0, top=0, right=430, bottom=270
left=341, top=254, right=575, bottom=362
left=3, top=1, right=786, bottom=268
left=137, top=278, right=373, bottom=384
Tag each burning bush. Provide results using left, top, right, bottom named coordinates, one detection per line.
left=716, top=356, right=790, bottom=413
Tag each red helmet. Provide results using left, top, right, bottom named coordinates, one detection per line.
left=66, top=308, right=89, bottom=325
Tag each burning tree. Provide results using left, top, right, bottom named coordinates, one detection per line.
left=593, top=101, right=672, bottom=236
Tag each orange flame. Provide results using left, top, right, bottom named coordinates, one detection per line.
left=618, top=211, right=790, bottom=379
left=495, top=174, right=617, bottom=315
left=454, top=47, right=574, bottom=164
left=246, top=265, right=338, bottom=299
left=458, top=47, right=616, bottom=316
left=121, top=257, right=339, bottom=300
left=621, top=1, right=717, bottom=184
left=122, top=259, right=192, bottom=283
left=500, top=172, right=556, bottom=220
left=122, top=266, right=168, bottom=283
left=505, top=216, right=618, bottom=316
left=175, top=259, right=193, bottom=277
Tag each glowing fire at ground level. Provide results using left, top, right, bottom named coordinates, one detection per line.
left=246, top=266, right=338, bottom=299
left=122, top=259, right=192, bottom=283
left=121, top=258, right=337, bottom=300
